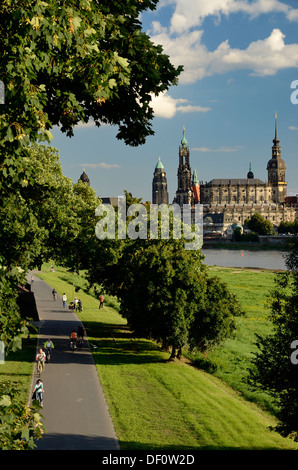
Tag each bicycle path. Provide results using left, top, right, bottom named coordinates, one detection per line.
left=29, top=272, right=120, bottom=450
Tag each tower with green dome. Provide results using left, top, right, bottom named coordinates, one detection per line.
left=152, top=157, right=169, bottom=204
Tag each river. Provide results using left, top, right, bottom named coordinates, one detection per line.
left=201, top=248, right=287, bottom=270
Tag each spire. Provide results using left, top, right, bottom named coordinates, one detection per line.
left=155, top=156, right=164, bottom=169
left=181, top=126, right=188, bottom=147
left=273, top=112, right=280, bottom=145
left=192, top=169, right=199, bottom=185
left=247, top=161, right=254, bottom=179
left=192, top=169, right=200, bottom=203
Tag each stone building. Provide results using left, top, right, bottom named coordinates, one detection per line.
left=169, top=119, right=297, bottom=235
left=152, top=157, right=169, bottom=204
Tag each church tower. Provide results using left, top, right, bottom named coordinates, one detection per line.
left=173, top=127, right=193, bottom=207
left=79, top=169, right=90, bottom=186
left=152, top=157, right=169, bottom=204
left=266, top=114, right=287, bottom=203
left=192, top=169, right=200, bottom=203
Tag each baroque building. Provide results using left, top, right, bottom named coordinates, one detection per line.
left=163, top=120, right=297, bottom=235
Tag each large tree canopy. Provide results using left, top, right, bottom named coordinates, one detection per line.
left=248, top=238, right=298, bottom=440
left=0, top=0, right=182, bottom=155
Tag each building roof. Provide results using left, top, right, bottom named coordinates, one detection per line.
left=203, top=178, right=265, bottom=186
left=155, top=157, right=164, bottom=169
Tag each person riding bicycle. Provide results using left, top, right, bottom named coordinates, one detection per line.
left=44, top=339, right=54, bottom=362
left=70, top=329, right=77, bottom=348
left=32, top=379, right=44, bottom=407
left=36, top=348, right=46, bottom=372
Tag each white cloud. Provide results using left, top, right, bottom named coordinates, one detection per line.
left=160, top=0, right=297, bottom=34
left=150, top=91, right=211, bottom=118
left=150, top=26, right=298, bottom=83
left=289, top=126, right=298, bottom=130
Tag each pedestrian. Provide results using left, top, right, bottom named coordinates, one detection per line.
left=99, top=294, right=104, bottom=308
left=32, top=379, right=44, bottom=407
left=62, top=293, right=67, bottom=308
left=52, top=288, right=57, bottom=300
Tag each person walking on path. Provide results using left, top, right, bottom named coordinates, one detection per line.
left=52, top=288, right=57, bottom=301
left=32, top=379, right=44, bottom=407
left=62, top=293, right=67, bottom=308
left=99, top=294, right=105, bottom=308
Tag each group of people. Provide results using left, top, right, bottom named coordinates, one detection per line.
left=52, top=290, right=83, bottom=312
left=33, top=323, right=86, bottom=407
left=33, top=339, right=54, bottom=407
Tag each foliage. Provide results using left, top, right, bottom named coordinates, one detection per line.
left=94, top=234, right=243, bottom=358
left=0, top=380, right=44, bottom=449
left=245, top=213, right=273, bottom=235
left=278, top=220, right=298, bottom=234
left=248, top=237, right=298, bottom=439
left=0, top=0, right=182, bottom=155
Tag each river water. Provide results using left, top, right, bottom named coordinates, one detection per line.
left=201, top=248, right=287, bottom=270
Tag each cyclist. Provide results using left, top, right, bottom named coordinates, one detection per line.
left=43, top=339, right=54, bottom=362
left=70, top=329, right=77, bottom=349
left=32, top=379, right=44, bottom=407
left=36, top=348, right=46, bottom=373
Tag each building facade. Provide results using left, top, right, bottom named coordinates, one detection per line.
left=167, top=120, right=297, bottom=235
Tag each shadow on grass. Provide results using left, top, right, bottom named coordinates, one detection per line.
left=84, top=320, right=171, bottom=366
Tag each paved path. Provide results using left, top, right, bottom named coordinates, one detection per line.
left=29, top=273, right=120, bottom=450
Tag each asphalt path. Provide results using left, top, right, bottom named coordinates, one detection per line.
left=29, top=272, right=120, bottom=450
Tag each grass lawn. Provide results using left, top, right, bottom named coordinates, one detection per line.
left=204, top=266, right=278, bottom=412
left=30, top=263, right=298, bottom=450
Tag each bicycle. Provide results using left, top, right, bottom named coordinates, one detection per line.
left=70, top=339, right=76, bottom=351
left=37, top=360, right=44, bottom=375
left=45, top=348, right=51, bottom=363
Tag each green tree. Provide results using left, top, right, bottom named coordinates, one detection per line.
left=245, top=213, right=273, bottom=235
left=0, top=0, right=182, bottom=157
left=99, top=236, right=242, bottom=359
left=0, top=381, right=44, bottom=450
left=248, top=238, right=298, bottom=439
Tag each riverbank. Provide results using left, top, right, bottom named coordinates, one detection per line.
left=202, top=240, right=290, bottom=251
left=33, top=264, right=298, bottom=450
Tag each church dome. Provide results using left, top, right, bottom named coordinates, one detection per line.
left=267, top=157, right=286, bottom=170
left=155, top=157, right=164, bottom=170
left=247, top=162, right=254, bottom=179
left=79, top=169, right=90, bottom=185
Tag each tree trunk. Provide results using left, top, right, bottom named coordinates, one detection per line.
left=169, top=344, right=176, bottom=360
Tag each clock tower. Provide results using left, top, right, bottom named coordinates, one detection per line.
left=152, top=157, right=169, bottom=204
left=266, top=114, right=287, bottom=203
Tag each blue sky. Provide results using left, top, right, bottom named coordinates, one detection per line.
left=50, top=0, right=298, bottom=203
